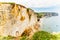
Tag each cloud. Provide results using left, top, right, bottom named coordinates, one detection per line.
left=31, top=5, right=60, bottom=12
left=19, top=0, right=60, bottom=8
left=0, top=0, right=60, bottom=8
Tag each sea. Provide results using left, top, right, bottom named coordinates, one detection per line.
left=40, top=15, right=60, bottom=33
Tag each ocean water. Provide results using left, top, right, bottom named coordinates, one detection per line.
left=40, top=16, right=60, bottom=33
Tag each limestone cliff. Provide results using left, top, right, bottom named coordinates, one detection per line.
left=0, top=2, right=40, bottom=37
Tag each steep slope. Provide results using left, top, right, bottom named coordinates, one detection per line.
left=0, top=2, right=40, bottom=37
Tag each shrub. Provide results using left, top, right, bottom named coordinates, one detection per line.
left=32, top=31, right=56, bottom=40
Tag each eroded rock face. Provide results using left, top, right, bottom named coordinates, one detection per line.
left=0, top=3, right=39, bottom=37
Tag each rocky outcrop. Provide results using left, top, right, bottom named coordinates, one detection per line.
left=0, top=3, right=40, bottom=37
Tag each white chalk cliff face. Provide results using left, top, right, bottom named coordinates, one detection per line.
left=0, top=3, right=39, bottom=37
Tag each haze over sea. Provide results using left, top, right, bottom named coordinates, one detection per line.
left=31, top=6, right=60, bottom=33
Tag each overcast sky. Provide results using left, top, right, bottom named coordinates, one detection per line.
left=0, top=0, right=60, bottom=12
left=0, top=0, right=60, bottom=7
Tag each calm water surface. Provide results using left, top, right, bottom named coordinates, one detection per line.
left=40, top=16, right=60, bottom=33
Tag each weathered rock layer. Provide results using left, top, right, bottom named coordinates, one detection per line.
left=0, top=3, right=39, bottom=37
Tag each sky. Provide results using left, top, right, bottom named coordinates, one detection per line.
left=0, top=0, right=60, bottom=12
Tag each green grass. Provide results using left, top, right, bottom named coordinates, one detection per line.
left=0, top=35, right=15, bottom=40
left=53, top=33, right=60, bottom=40
left=0, top=31, right=60, bottom=40
left=32, top=31, right=56, bottom=40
